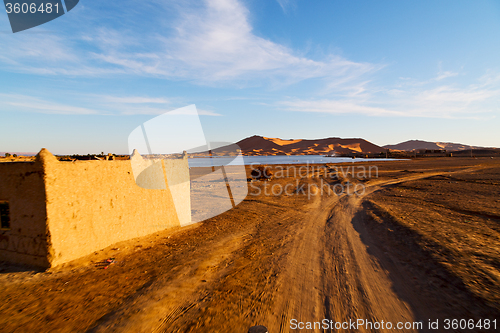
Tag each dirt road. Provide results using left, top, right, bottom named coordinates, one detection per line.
left=1, top=159, right=499, bottom=332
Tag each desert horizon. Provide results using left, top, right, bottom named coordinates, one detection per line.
left=2, top=134, right=499, bottom=159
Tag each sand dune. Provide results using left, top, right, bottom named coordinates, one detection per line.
left=234, top=135, right=385, bottom=156
left=263, top=137, right=303, bottom=146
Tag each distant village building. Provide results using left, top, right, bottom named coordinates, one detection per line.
left=0, top=149, right=190, bottom=268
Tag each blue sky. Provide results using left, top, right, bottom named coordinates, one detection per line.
left=1, top=0, right=499, bottom=154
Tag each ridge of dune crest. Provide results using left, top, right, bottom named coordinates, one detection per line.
left=339, top=143, right=362, bottom=152
left=263, top=137, right=303, bottom=146
left=233, top=135, right=386, bottom=155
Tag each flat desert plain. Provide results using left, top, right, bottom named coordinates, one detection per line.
left=1, top=158, right=499, bottom=332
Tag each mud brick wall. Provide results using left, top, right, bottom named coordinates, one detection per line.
left=0, top=149, right=191, bottom=268
left=0, top=159, right=50, bottom=267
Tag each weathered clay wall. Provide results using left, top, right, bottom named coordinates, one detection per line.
left=130, top=152, right=191, bottom=227
left=43, top=151, right=189, bottom=267
left=163, top=158, right=191, bottom=226
left=0, top=149, right=191, bottom=268
left=0, top=159, right=51, bottom=267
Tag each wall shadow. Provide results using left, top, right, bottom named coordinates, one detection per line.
left=351, top=199, right=499, bottom=332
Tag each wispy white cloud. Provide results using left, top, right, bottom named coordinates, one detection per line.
left=279, top=72, right=500, bottom=119
left=118, top=105, right=221, bottom=116
left=2, top=0, right=496, bottom=121
left=96, top=94, right=221, bottom=115
left=278, top=99, right=405, bottom=117
left=0, top=93, right=221, bottom=116
left=0, top=94, right=100, bottom=115
left=275, top=0, right=297, bottom=14
left=395, top=68, right=460, bottom=88
left=416, top=85, right=497, bottom=104
left=165, top=107, right=221, bottom=116
left=0, top=0, right=378, bottom=90
left=101, top=96, right=171, bottom=104
left=435, top=70, right=458, bottom=81
left=0, top=31, right=123, bottom=76
left=88, top=0, right=377, bottom=88
left=476, top=71, right=500, bottom=87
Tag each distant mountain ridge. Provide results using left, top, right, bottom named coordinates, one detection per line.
left=383, top=140, right=485, bottom=152
left=234, top=135, right=385, bottom=156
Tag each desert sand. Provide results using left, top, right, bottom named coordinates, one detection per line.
left=0, top=157, right=499, bottom=332
left=198, top=135, right=386, bottom=157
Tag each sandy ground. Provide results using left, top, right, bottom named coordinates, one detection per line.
left=1, top=158, right=499, bottom=332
